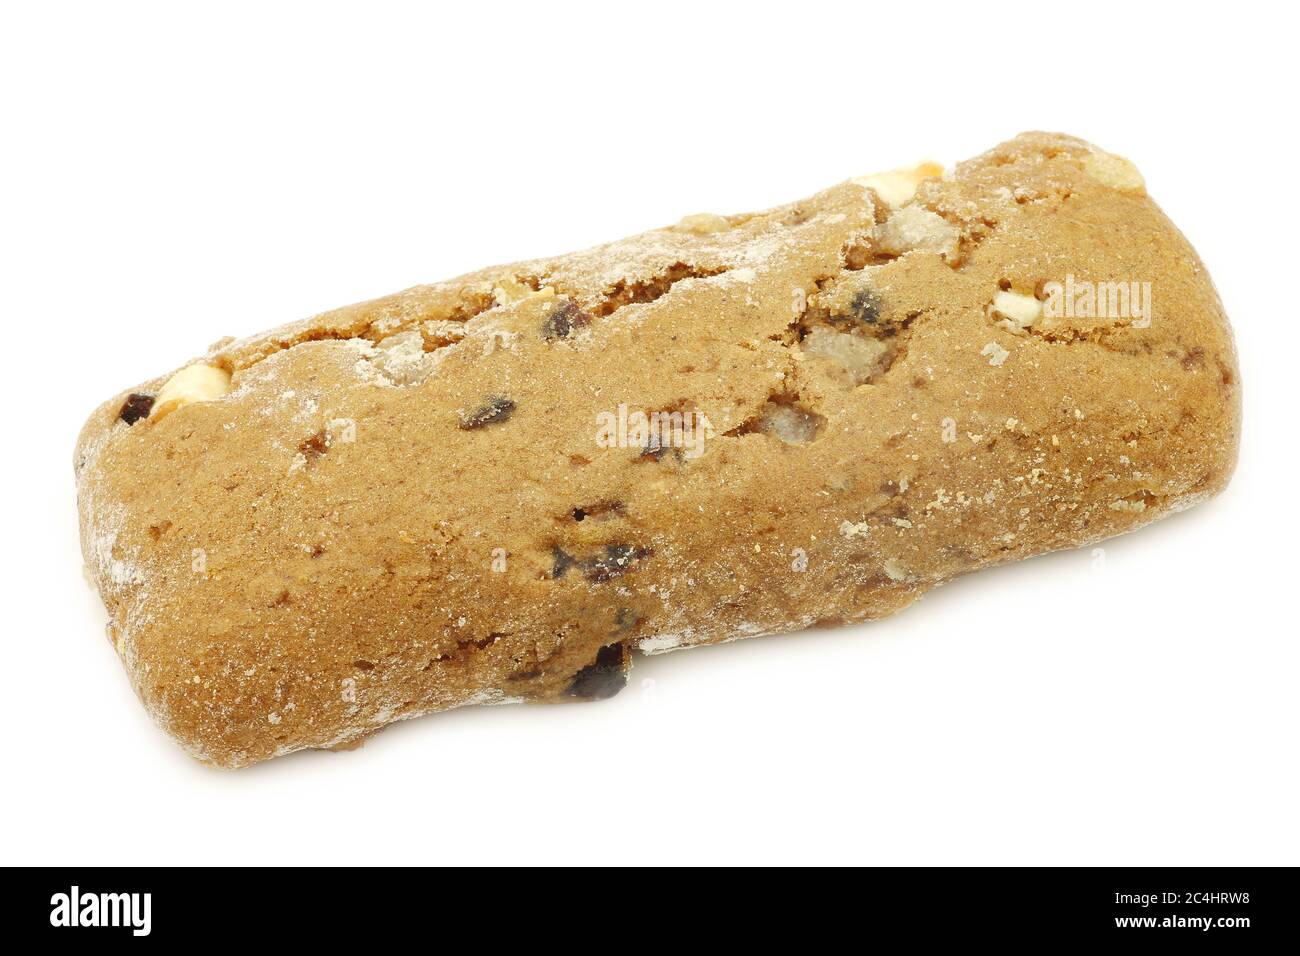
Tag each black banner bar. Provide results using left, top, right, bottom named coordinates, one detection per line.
left=13, top=867, right=1294, bottom=944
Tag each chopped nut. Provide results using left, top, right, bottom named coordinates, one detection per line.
left=371, top=330, right=436, bottom=386
left=877, top=205, right=960, bottom=257
left=751, top=402, right=825, bottom=444
left=150, top=364, right=231, bottom=420
left=492, top=278, right=555, bottom=307
left=676, top=213, right=731, bottom=235
left=1082, top=151, right=1145, bottom=193
left=802, top=326, right=889, bottom=385
left=851, top=161, right=944, bottom=208
left=981, top=341, right=1010, bottom=367
left=840, top=520, right=871, bottom=540
left=1109, top=498, right=1147, bottom=513
left=882, top=559, right=910, bottom=582
left=991, top=290, right=1043, bottom=331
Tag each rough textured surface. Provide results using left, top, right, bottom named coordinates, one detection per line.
left=75, top=132, right=1240, bottom=768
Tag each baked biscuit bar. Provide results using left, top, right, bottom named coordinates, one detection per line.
left=75, top=133, right=1240, bottom=767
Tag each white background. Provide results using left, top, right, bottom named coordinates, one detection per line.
left=3, top=1, right=1296, bottom=866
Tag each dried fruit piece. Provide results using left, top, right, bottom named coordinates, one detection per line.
left=118, top=393, right=155, bottom=425
left=551, top=545, right=576, bottom=579
left=640, top=437, right=673, bottom=461
left=551, top=543, right=651, bottom=581
left=542, top=300, right=591, bottom=341
left=583, top=544, right=651, bottom=582
left=458, top=396, right=516, bottom=429
left=848, top=288, right=881, bottom=325
left=566, top=643, right=629, bottom=700
left=298, top=430, right=329, bottom=464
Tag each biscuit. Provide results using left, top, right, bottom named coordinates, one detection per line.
left=75, top=132, right=1240, bottom=767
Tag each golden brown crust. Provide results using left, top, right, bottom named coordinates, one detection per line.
left=75, top=132, right=1240, bottom=767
